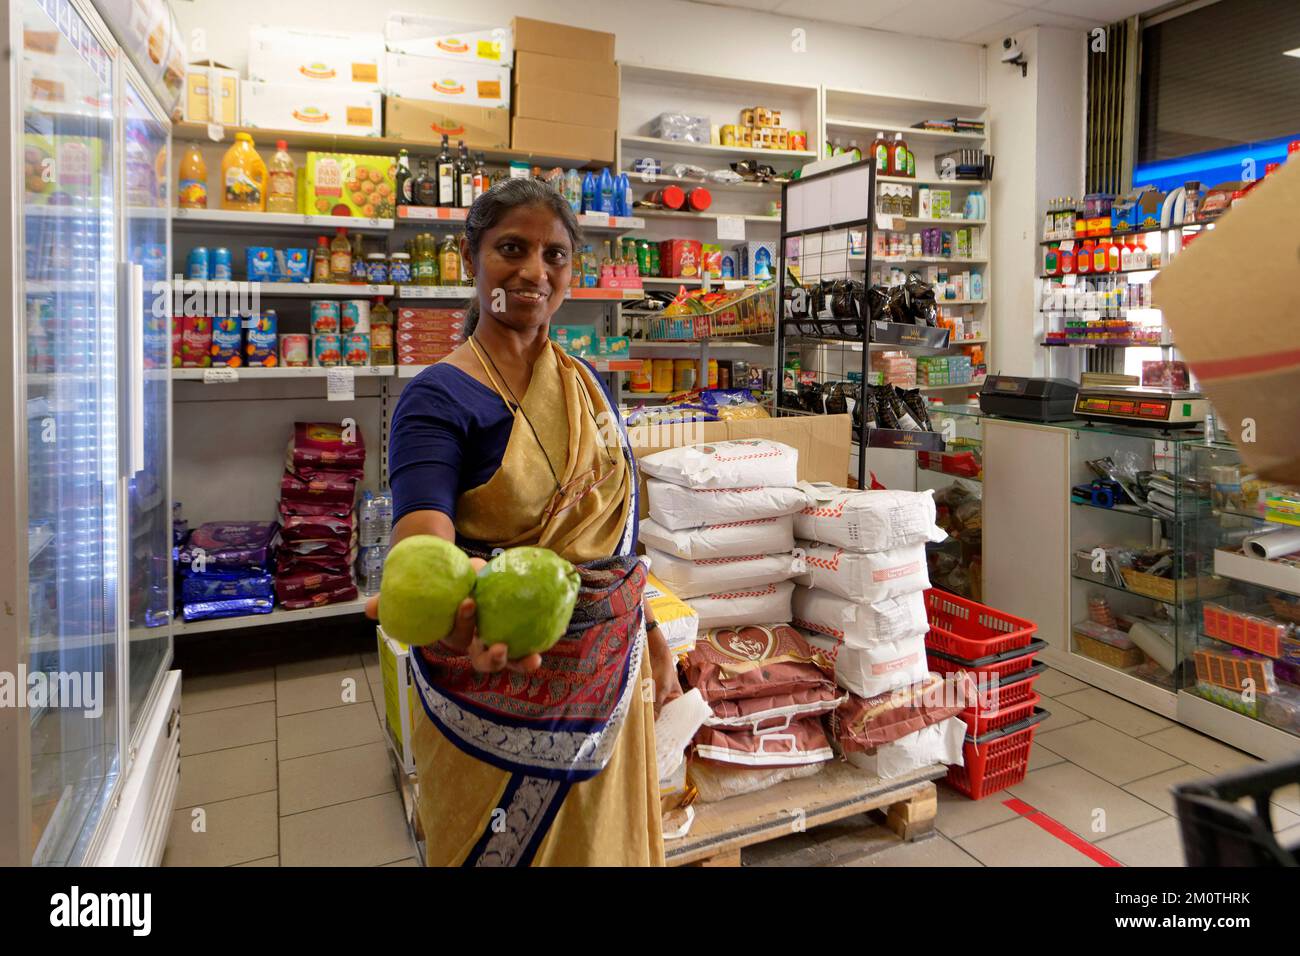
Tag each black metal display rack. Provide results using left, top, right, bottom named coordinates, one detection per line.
left=775, top=157, right=949, bottom=487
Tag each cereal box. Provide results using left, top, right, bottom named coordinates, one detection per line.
left=300, top=151, right=398, bottom=219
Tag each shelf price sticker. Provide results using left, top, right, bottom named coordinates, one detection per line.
left=875, top=213, right=896, bottom=232
left=716, top=215, right=746, bottom=242
left=203, top=367, right=239, bottom=384
left=327, top=366, right=355, bottom=402
left=584, top=211, right=610, bottom=227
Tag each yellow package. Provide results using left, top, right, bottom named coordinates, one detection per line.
left=300, top=151, right=397, bottom=219
left=645, top=571, right=699, bottom=656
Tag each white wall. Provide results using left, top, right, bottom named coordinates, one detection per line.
left=173, top=0, right=986, bottom=105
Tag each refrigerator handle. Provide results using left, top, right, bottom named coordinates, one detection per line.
left=117, top=262, right=146, bottom=479
left=129, top=262, right=146, bottom=476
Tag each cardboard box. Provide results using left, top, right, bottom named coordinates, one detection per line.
left=511, top=117, right=614, bottom=163
left=627, top=414, right=852, bottom=518
left=377, top=628, right=418, bottom=775
left=247, top=27, right=385, bottom=91
left=511, top=83, right=619, bottom=130
left=183, top=60, right=240, bottom=125
left=241, top=82, right=382, bottom=137
left=512, top=16, right=614, bottom=63
left=385, top=99, right=509, bottom=150
left=1152, top=159, right=1300, bottom=484
left=384, top=13, right=512, bottom=65
left=384, top=52, right=510, bottom=109
left=513, top=51, right=619, bottom=98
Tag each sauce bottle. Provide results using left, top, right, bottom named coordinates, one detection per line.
left=872, top=132, right=889, bottom=174
left=178, top=143, right=208, bottom=209
left=890, top=133, right=909, bottom=177
left=266, top=139, right=296, bottom=213
left=1107, top=238, right=1122, bottom=273
left=414, top=159, right=438, bottom=207
left=369, top=297, right=393, bottom=366
left=1060, top=243, right=1075, bottom=274
left=395, top=148, right=412, bottom=206
left=1092, top=238, right=1109, bottom=273
left=312, top=236, right=332, bottom=282
left=1076, top=240, right=1093, bottom=275
left=439, top=233, right=461, bottom=284
left=220, top=132, right=267, bottom=212
left=329, top=228, right=352, bottom=281
left=1044, top=243, right=1059, bottom=276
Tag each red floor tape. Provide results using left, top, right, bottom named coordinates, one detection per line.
left=1002, top=797, right=1123, bottom=867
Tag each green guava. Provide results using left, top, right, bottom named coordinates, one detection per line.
left=474, top=547, right=581, bottom=658
left=378, top=535, right=477, bottom=647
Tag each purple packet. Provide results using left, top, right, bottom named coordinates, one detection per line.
left=181, top=597, right=275, bottom=622
left=177, top=521, right=280, bottom=570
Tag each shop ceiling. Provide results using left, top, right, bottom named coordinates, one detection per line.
left=687, top=0, right=1176, bottom=43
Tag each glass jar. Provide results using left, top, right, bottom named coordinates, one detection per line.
left=388, top=252, right=412, bottom=286
left=365, top=253, right=389, bottom=285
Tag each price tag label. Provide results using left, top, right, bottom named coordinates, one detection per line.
left=327, top=366, right=355, bottom=402
left=875, top=213, right=896, bottom=232
left=722, top=280, right=746, bottom=290
left=584, top=211, right=610, bottom=227
left=203, top=367, right=238, bottom=384
left=1059, top=240, right=1075, bottom=253
left=716, top=215, right=746, bottom=241
left=206, top=123, right=224, bottom=142
left=368, top=217, right=383, bottom=228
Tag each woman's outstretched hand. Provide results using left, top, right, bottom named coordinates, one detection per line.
left=365, top=557, right=542, bottom=675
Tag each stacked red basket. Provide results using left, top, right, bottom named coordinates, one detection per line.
left=922, top=590, right=1050, bottom=799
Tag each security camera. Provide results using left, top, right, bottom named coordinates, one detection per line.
left=1001, top=37, right=1027, bottom=77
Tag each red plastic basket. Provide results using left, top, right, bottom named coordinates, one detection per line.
left=924, top=590, right=1038, bottom=659
left=946, top=708, right=1050, bottom=800
left=927, top=638, right=1046, bottom=682
left=959, top=692, right=1041, bottom=737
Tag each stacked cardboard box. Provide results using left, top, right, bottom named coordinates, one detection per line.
left=242, top=27, right=384, bottom=136
left=510, top=17, right=617, bottom=164
left=382, top=15, right=512, bottom=150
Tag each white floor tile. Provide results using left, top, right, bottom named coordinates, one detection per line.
left=1006, top=762, right=1167, bottom=844
left=1037, top=720, right=1184, bottom=786
left=1095, top=817, right=1186, bottom=867
left=955, top=816, right=1100, bottom=867
left=1054, top=687, right=1173, bottom=737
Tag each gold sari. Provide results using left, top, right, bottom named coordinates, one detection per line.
left=410, top=341, right=664, bottom=866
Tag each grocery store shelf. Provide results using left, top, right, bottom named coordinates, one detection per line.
left=894, top=217, right=987, bottom=227
left=618, top=172, right=782, bottom=192
left=397, top=285, right=472, bottom=299
left=175, top=596, right=369, bottom=636
left=1214, top=548, right=1300, bottom=597
left=824, top=120, right=986, bottom=145
left=641, top=276, right=701, bottom=286
left=396, top=205, right=467, bottom=222
left=28, top=525, right=54, bottom=563
left=191, top=281, right=394, bottom=297
left=172, top=366, right=394, bottom=380
left=173, top=207, right=395, bottom=232
left=920, top=378, right=986, bottom=392
left=857, top=254, right=988, bottom=265
left=878, top=176, right=988, bottom=187
left=634, top=209, right=781, bottom=224
left=1042, top=340, right=1172, bottom=349
left=1039, top=266, right=1161, bottom=279
left=629, top=339, right=770, bottom=351
left=938, top=300, right=987, bottom=306
left=621, top=134, right=816, bottom=162
left=1069, top=571, right=1178, bottom=606
left=946, top=337, right=987, bottom=345
left=26, top=281, right=98, bottom=296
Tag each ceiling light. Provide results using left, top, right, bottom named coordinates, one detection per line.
left=1285, top=47, right=1300, bottom=58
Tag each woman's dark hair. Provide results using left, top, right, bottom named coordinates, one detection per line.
left=462, top=177, right=583, bottom=334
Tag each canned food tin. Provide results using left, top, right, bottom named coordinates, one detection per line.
left=341, top=299, right=370, bottom=334
left=186, top=246, right=209, bottom=281
left=312, top=333, right=342, bottom=367
left=280, top=334, right=310, bottom=367
left=344, top=333, right=370, bottom=366
left=310, top=300, right=340, bottom=334
left=212, top=247, right=233, bottom=281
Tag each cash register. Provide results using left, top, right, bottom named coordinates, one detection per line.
left=979, top=376, right=1080, bottom=422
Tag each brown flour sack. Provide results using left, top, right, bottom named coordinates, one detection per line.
left=683, top=623, right=835, bottom=705
left=830, top=672, right=972, bottom=751
left=706, top=685, right=845, bottom=734
left=688, top=760, right=823, bottom=804
left=646, top=479, right=809, bottom=531
left=795, top=486, right=946, bottom=552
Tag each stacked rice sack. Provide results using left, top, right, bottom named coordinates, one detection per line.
left=275, top=422, right=363, bottom=610
left=639, top=440, right=808, bottom=628
left=792, top=485, right=967, bottom=778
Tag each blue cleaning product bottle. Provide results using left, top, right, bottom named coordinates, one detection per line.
left=581, top=171, right=597, bottom=214
left=598, top=168, right=614, bottom=215
left=613, top=172, right=630, bottom=217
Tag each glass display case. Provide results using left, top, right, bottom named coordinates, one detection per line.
left=1184, top=442, right=1300, bottom=746
left=919, top=403, right=984, bottom=599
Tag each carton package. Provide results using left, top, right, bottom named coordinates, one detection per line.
left=512, top=16, right=615, bottom=62
left=384, top=99, right=509, bottom=150
left=384, top=52, right=510, bottom=109
left=384, top=14, right=512, bottom=65
left=511, top=118, right=614, bottom=163
left=299, top=151, right=398, bottom=219
left=733, top=241, right=777, bottom=279
left=511, top=83, right=619, bottom=130
left=513, top=51, right=619, bottom=97
left=241, top=82, right=382, bottom=138
left=378, top=628, right=418, bottom=774
left=183, top=60, right=239, bottom=125
left=247, top=27, right=385, bottom=91
left=1152, top=158, right=1300, bottom=483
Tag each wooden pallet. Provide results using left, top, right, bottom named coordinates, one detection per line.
left=666, top=761, right=945, bottom=867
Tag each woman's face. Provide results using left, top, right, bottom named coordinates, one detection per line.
left=466, top=203, right=573, bottom=332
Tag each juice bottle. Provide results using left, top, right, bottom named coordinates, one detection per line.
left=178, top=143, right=207, bottom=209
left=889, top=133, right=909, bottom=176
left=266, top=139, right=296, bottom=213
left=872, top=131, right=889, bottom=174
left=370, top=297, right=393, bottom=366
left=412, top=235, right=434, bottom=285
left=312, top=236, right=331, bottom=282
left=439, top=233, right=461, bottom=284
left=220, top=132, right=267, bottom=212
left=330, top=228, right=352, bottom=281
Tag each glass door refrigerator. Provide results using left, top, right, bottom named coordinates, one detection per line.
left=1, top=0, right=186, bottom=866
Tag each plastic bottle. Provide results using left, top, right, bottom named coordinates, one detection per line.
left=1092, top=238, right=1109, bottom=274
left=889, top=133, right=909, bottom=177
left=872, top=132, right=890, bottom=174
left=581, top=245, right=598, bottom=287
left=563, top=168, right=581, bottom=213
left=1107, top=237, right=1122, bottom=273
left=581, top=171, right=597, bottom=213
left=351, top=232, right=368, bottom=283
left=370, top=297, right=393, bottom=365
left=414, top=235, right=437, bottom=285
left=178, top=143, right=208, bottom=209
left=220, top=132, right=267, bottom=212
left=359, top=545, right=384, bottom=595
left=1076, top=239, right=1093, bottom=275
left=1060, top=243, right=1075, bottom=275
left=598, top=168, right=615, bottom=214
left=905, top=147, right=915, bottom=178
left=624, top=174, right=634, bottom=218
left=312, top=236, right=331, bottom=282
left=330, top=228, right=352, bottom=281
left=266, top=139, right=296, bottom=213
left=359, top=491, right=378, bottom=546
left=614, top=172, right=630, bottom=217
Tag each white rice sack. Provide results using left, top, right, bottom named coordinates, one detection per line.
left=795, top=486, right=947, bottom=552
left=647, top=479, right=808, bottom=531
left=844, top=717, right=966, bottom=779
left=688, top=580, right=795, bottom=629
left=794, top=541, right=930, bottom=602
left=645, top=548, right=801, bottom=600
left=803, top=631, right=929, bottom=699
left=791, top=586, right=929, bottom=647
left=639, top=515, right=795, bottom=561
left=639, top=439, right=799, bottom=489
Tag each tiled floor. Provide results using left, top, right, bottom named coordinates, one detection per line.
left=165, top=652, right=1294, bottom=867
left=162, top=648, right=418, bottom=867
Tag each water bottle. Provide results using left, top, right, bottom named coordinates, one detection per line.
left=359, top=545, right=384, bottom=595
left=373, top=491, right=393, bottom=542
left=359, top=490, right=380, bottom=548
left=565, top=168, right=582, bottom=213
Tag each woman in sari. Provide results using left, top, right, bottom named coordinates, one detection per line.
left=369, top=177, right=681, bottom=866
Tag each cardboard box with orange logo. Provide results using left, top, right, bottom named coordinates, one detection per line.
left=383, top=52, right=510, bottom=109
left=241, top=82, right=382, bottom=137
left=384, top=99, right=509, bottom=150
left=247, top=27, right=385, bottom=92
left=383, top=14, right=512, bottom=66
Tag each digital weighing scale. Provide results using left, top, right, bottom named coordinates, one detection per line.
left=1073, top=386, right=1208, bottom=428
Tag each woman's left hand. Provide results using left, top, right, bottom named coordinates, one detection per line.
left=646, top=622, right=683, bottom=718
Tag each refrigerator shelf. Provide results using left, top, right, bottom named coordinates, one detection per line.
left=175, top=596, right=370, bottom=635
